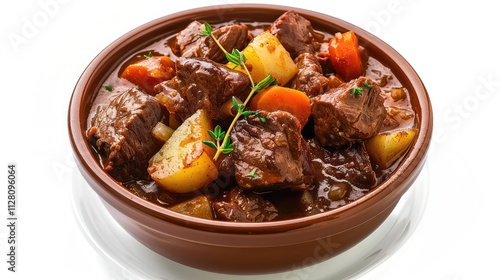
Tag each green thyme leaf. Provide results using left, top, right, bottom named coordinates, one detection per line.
left=214, top=125, right=225, bottom=140
left=232, top=96, right=240, bottom=110
left=207, top=130, right=217, bottom=140
left=232, top=96, right=245, bottom=113
left=254, top=74, right=276, bottom=92
left=104, top=85, right=113, bottom=92
left=143, top=52, right=153, bottom=59
left=226, top=52, right=240, bottom=65
left=241, top=110, right=258, bottom=118
left=233, top=49, right=246, bottom=64
left=246, top=168, right=259, bottom=178
left=362, top=82, right=372, bottom=89
left=241, top=111, right=267, bottom=122
left=200, top=22, right=212, bottom=36
left=221, top=138, right=234, bottom=154
left=351, top=87, right=363, bottom=96
left=209, top=125, right=225, bottom=141
left=202, top=140, right=218, bottom=150
left=225, top=49, right=242, bottom=66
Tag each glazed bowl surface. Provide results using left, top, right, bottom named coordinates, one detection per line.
left=68, top=4, right=432, bottom=274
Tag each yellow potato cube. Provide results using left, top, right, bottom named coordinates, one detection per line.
left=148, top=109, right=218, bottom=193
left=228, top=31, right=298, bottom=86
left=168, top=195, right=214, bottom=220
left=365, top=128, right=418, bottom=169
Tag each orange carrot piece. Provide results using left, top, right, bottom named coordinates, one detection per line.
left=328, top=31, right=364, bottom=81
left=121, top=55, right=175, bottom=94
left=249, top=85, right=311, bottom=128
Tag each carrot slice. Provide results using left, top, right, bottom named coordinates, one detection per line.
left=328, top=31, right=364, bottom=81
left=249, top=85, right=311, bottom=128
left=121, top=55, right=175, bottom=94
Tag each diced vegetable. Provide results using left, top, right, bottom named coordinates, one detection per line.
left=327, top=182, right=350, bottom=201
left=220, top=96, right=241, bottom=117
left=227, top=31, right=298, bottom=86
left=151, top=122, right=174, bottom=142
left=249, top=85, right=311, bottom=128
left=300, top=190, right=314, bottom=206
left=390, top=88, right=407, bottom=101
left=121, top=55, right=176, bottom=93
left=365, top=128, right=417, bottom=169
left=328, top=31, right=364, bottom=81
left=148, top=109, right=218, bottom=193
left=168, top=195, right=214, bottom=219
left=155, top=91, right=183, bottom=129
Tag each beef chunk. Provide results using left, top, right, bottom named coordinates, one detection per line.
left=309, top=140, right=376, bottom=190
left=87, top=89, right=165, bottom=181
left=269, top=10, right=316, bottom=59
left=311, top=77, right=386, bottom=147
left=175, top=21, right=249, bottom=63
left=230, top=111, right=314, bottom=191
left=306, top=140, right=376, bottom=212
left=213, top=188, right=278, bottom=222
left=155, top=57, right=251, bottom=121
left=291, top=53, right=329, bottom=97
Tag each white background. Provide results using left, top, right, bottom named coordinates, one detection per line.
left=1, top=0, right=499, bottom=279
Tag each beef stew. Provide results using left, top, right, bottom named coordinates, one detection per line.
left=86, top=10, right=416, bottom=222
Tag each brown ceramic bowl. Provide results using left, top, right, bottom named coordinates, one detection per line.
left=68, top=4, right=432, bottom=275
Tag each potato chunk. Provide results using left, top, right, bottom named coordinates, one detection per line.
left=227, top=31, right=298, bottom=86
left=148, top=109, right=218, bottom=193
left=365, top=128, right=417, bottom=169
left=168, top=195, right=214, bottom=220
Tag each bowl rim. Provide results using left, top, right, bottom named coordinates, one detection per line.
left=68, top=3, right=433, bottom=234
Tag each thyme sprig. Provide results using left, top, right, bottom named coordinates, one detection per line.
left=202, top=125, right=234, bottom=155
left=200, top=22, right=275, bottom=161
left=200, top=22, right=244, bottom=69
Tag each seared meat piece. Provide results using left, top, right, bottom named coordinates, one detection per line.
left=269, top=10, right=316, bottom=59
left=305, top=140, right=376, bottom=213
left=176, top=21, right=249, bottom=63
left=309, top=140, right=376, bottom=190
left=311, top=77, right=387, bottom=147
left=87, top=89, right=165, bottom=181
left=230, top=111, right=314, bottom=191
left=291, top=53, right=329, bottom=97
left=213, top=188, right=278, bottom=222
left=155, top=57, right=251, bottom=121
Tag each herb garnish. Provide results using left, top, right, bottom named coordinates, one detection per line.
left=351, top=87, right=363, bottom=96
left=351, top=81, right=373, bottom=96
left=203, top=125, right=234, bottom=155
left=200, top=22, right=243, bottom=69
left=246, top=168, right=259, bottom=179
left=104, top=85, right=113, bottom=92
left=143, top=51, right=153, bottom=59
left=200, top=22, right=275, bottom=161
left=362, top=82, right=372, bottom=89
